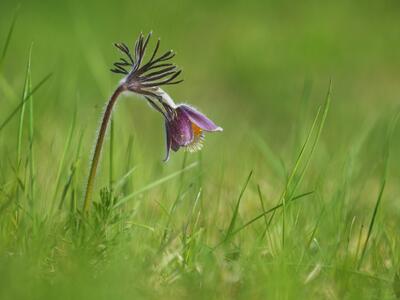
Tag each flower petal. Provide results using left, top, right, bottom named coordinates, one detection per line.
left=178, top=104, right=223, bottom=132
left=169, top=109, right=194, bottom=147
left=156, top=88, right=177, bottom=108
left=171, top=140, right=180, bottom=152
left=164, top=121, right=172, bottom=162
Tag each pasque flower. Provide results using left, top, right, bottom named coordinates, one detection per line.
left=158, top=92, right=223, bottom=161
left=111, top=32, right=222, bottom=160
left=82, top=32, right=222, bottom=214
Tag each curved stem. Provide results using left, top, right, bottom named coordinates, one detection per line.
left=82, top=84, right=125, bottom=214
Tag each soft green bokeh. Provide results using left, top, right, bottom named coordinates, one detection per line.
left=0, top=0, right=399, bottom=299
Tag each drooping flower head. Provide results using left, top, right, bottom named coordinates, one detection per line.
left=111, top=32, right=222, bottom=161
left=163, top=102, right=223, bottom=161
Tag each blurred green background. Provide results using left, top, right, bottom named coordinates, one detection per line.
left=1, top=0, right=400, bottom=162
left=1, top=0, right=399, bottom=198
left=1, top=0, right=400, bottom=299
left=1, top=0, right=399, bottom=176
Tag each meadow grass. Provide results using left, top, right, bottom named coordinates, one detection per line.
left=1, top=1, right=400, bottom=299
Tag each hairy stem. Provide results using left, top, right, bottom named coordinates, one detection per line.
left=82, top=84, right=125, bottom=214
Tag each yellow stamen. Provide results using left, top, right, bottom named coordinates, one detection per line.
left=185, top=123, right=204, bottom=152
left=192, top=123, right=202, bottom=137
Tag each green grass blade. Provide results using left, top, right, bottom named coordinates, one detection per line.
left=267, top=104, right=320, bottom=244
left=27, top=45, right=35, bottom=206
left=0, top=6, right=19, bottom=70
left=357, top=111, right=399, bottom=269
left=68, top=129, right=85, bottom=212
left=288, top=80, right=332, bottom=200
left=113, top=166, right=137, bottom=191
left=0, top=73, right=52, bottom=132
left=52, top=107, right=77, bottom=204
left=230, top=191, right=314, bottom=237
left=296, top=79, right=313, bottom=144
left=121, top=135, right=135, bottom=194
left=268, top=106, right=321, bottom=224
left=59, top=162, right=78, bottom=210
left=58, top=127, right=85, bottom=211
left=160, top=153, right=189, bottom=246
left=269, top=80, right=332, bottom=247
left=223, top=170, right=253, bottom=243
left=357, top=179, right=386, bottom=269
left=16, top=46, right=33, bottom=168
left=212, top=191, right=314, bottom=250
left=114, top=162, right=199, bottom=208
left=257, top=184, right=269, bottom=238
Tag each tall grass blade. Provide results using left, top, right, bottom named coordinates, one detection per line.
left=52, top=108, right=77, bottom=208
left=268, top=106, right=321, bottom=224
left=257, top=184, right=269, bottom=239
left=27, top=45, right=35, bottom=205
left=0, top=73, right=52, bottom=132
left=212, top=191, right=314, bottom=250
left=113, top=166, right=137, bottom=191
left=123, top=136, right=135, bottom=193
left=296, top=79, right=313, bottom=143
left=69, top=129, right=85, bottom=212
left=270, top=80, right=331, bottom=247
left=59, top=129, right=85, bottom=210
left=0, top=6, right=19, bottom=70
left=114, top=162, right=199, bottom=208
left=59, top=161, right=79, bottom=210
left=223, top=170, right=253, bottom=243
left=231, top=191, right=313, bottom=237
left=17, top=46, right=33, bottom=168
left=160, top=153, right=189, bottom=246
left=357, top=111, right=399, bottom=269
left=288, top=80, right=332, bottom=200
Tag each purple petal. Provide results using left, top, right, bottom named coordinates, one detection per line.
left=178, top=104, right=223, bottom=132
left=164, top=121, right=171, bottom=162
left=171, top=139, right=181, bottom=152
left=169, top=108, right=194, bottom=147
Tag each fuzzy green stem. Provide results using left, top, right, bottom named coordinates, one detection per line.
left=82, top=84, right=125, bottom=214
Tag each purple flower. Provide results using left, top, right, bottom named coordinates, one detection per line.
left=110, top=32, right=222, bottom=162
left=164, top=104, right=223, bottom=161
